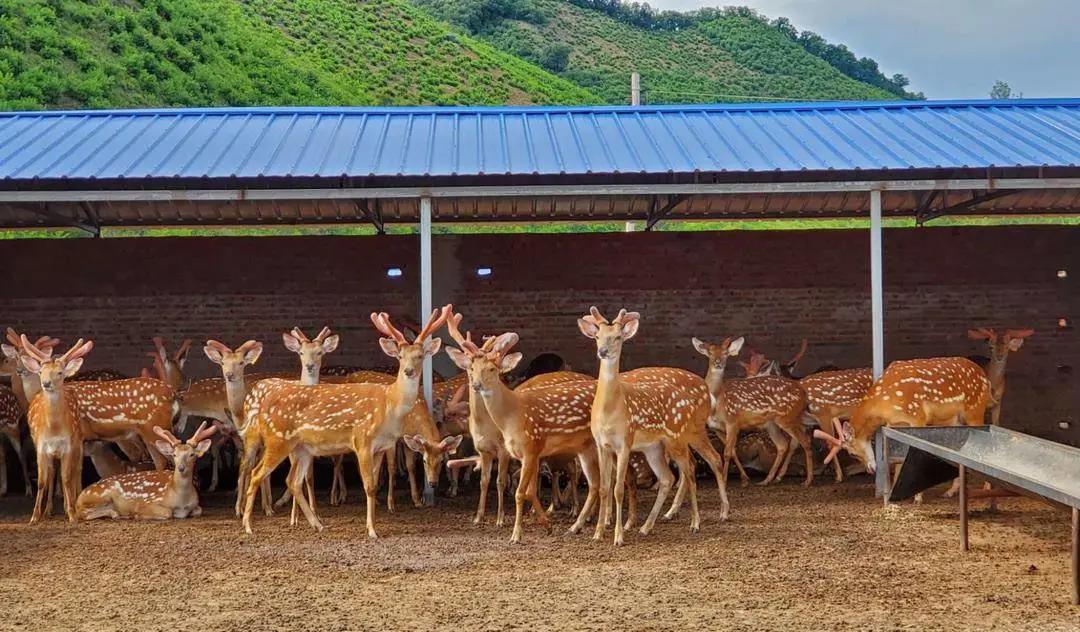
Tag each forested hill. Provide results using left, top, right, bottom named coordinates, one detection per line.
left=0, top=0, right=917, bottom=111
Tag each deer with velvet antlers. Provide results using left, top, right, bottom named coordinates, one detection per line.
left=240, top=307, right=458, bottom=537
left=580, top=307, right=729, bottom=546
left=76, top=422, right=217, bottom=520
left=19, top=337, right=94, bottom=523
left=445, top=308, right=601, bottom=543
left=967, top=328, right=1034, bottom=426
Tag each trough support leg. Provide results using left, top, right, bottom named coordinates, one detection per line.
left=959, top=465, right=968, bottom=552
left=1072, top=507, right=1079, bottom=605
left=880, top=429, right=890, bottom=504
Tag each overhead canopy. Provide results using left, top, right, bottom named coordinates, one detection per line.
left=2, top=99, right=1080, bottom=230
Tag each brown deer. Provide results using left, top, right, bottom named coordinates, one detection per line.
left=201, top=339, right=264, bottom=492
left=85, top=441, right=154, bottom=479
left=19, top=337, right=94, bottom=523
left=446, top=322, right=601, bottom=544
left=966, top=328, right=1034, bottom=426
left=815, top=357, right=991, bottom=479
left=2, top=329, right=60, bottom=413
left=580, top=308, right=729, bottom=546
left=146, top=337, right=191, bottom=391
left=240, top=307, right=454, bottom=537
left=0, top=385, right=30, bottom=496
left=76, top=422, right=217, bottom=520
left=796, top=367, right=873, bottom=482
left=693, top=336, right=813, bottom=487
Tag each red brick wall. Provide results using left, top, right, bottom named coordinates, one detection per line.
left=2, top=225, right=1076, bottom=442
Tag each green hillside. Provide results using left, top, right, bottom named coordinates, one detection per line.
left=0, top=0, right=597, bottom=110
left=414, top=0, right=905, bottom=103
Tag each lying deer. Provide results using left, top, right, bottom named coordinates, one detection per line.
left=967, top=328, right=1034, bottom=426
left=581, top=308, right=729, bottom=546
left=693, top=336, right=813, bottom=486
left=241, top=307, right=456, bottom=537
left=20, top=337, right=94, bottom=523
left=447, top=320, right=601, bottom=544
left=816, top=357, right=991, bottom=489
left=76, top=422, right=217, bottom=520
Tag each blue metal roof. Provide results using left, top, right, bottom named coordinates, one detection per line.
left=1, top=99, right=1078, bottom=181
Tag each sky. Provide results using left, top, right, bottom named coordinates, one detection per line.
left=647, top=0, right=1080, bottom=99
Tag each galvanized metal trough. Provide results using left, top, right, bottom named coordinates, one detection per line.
left=878, top=426, right=1080, bottom=605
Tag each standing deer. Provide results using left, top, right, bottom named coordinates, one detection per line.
left=796, top=367, right=873, bottom=482
left=446, top=320, right=601, bottom=544
left=967, top=328, right=1034, bottom=426
left=240, top=307, right=455, bottom=537
left=76, top=422, right=217, bottom=520
left=2, top=329, right=60, bottom=413
left=0, top=385, right=30, bottom=496
left=815, top=357, right=990, bottom=481
left=693, top=336, right=813, bottom=487
left=201, top=339, right=264, bottom=492
left=580, top=308, right=729, bottom=546
left=19, top=337, right=94, bottom=523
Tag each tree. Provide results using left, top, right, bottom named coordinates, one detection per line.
left=990, top=80, right=1012, bottom=99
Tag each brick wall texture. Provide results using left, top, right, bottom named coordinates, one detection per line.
left=2, top=225, right=1076, bottom=442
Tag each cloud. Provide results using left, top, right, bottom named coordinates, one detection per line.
left=642, top=0, right=1080, bottom=98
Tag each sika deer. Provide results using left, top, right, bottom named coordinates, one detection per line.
left=2, top=329, right=59, bottom=413
left=797, top=367, right=873, bottom=482
left=241, top=307, right=454, bottom=537
left=0, top=385, right=30, bottom=496
left=76, top=422, right=216, bottom=520
left=967, top=328, right=1034, bottom=426
left=202, top=339, right=263, bottom=492
left=146, top=337, right=191, bottom=392
left=580, top=308, right=728, bottom=546
left=446, top=324, right=601, bottom=544
left=693, top=336, right=813, bottom=487
left=20, top=337, right=94, bottom=523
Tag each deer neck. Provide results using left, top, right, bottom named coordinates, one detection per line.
left=386, top=370, right=420, bottom=422
left=478, top=379, right=521, bottom=436
left=164, top=364, right=184, bottom=391
left=41, top=385, right=71, bottom=433
left=224, top=378, right=247, bottom=422
left=704, top=362, right=728, bottom=398
left=10, top=370, right=29, bottom=411
left=300, top=366, right=319, bottom=386
left=171, top=463, right=195, bottom=493
left=986, top=353, right=1008, bottom=393
left=594, top=355, right=625, bottom=415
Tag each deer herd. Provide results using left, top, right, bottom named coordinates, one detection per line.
left=0, top=311, right=1034, bottom=545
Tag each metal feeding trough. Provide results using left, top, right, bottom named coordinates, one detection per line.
left=878, top=426, right=1080, bottom=605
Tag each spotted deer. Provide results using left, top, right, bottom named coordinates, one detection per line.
left=0, top=385, right=30, bottom=496
left=580, top=308, right=729, bottom=547
left=2, top=329, right=60, bottom=413
left=815, top=358, right=991, bottom=484
left=446, top=322, right=601, bottom=544
left=240, top=307, right=455, bottom=537
left=76, top=422, right=216, bottom=520
left=796, top=367, right=873, bottom=482
left=966, top=328, right=1034, bottom=426
left=19, top=337, right=94, bottom=523
left=197, top=339, right=264, bottom=492
left=693, top=336, right=813, bottom=487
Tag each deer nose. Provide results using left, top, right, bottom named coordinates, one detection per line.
left=403, top=368, right=417, bottom=378
left=305, top=364, right=317, bottom=373
left=471, top=381, right=483, bottom=392
left=597, top=348, right=610, bottom=360
left=41, top=380, right=53, bottom=389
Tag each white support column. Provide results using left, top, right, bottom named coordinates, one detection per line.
left=870, top=189, right=884, bottom=379
left=419, top=196, right=434, bottom=412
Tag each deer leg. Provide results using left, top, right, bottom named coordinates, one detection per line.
left=546, top=470, right=560, bottom=515
left=592, top=446, right=613, bottom=542
left=672, top=447, right=700, bottom=532
left=286, top=451, right=323, bottom=532
left=243, top=444, right=289, bottom=534
left=30, top=455, right=53, bottom=525
left=6, top=430, right=31, bottom=498
left=356, top=447, right=379, bottom=540
left=43, top=456, right=58, bottom=518
left=786, top=423, right=815, bottom=487
left=62, top=443, right=82, bottom=523
left=384, top=446, right=397, bottom=513
left=825, top=417, right=845, bottom=483
left=495, top=449, right=510, bottom=527
left=691, top=431, right=730, bottom=522
left=609, top=443, right=633, bottom=546
left=448, top=460, right=460, bottom=498
left=207, top=441, right=221, bottom=492
left=510, top=452, right=540, bottom=544
left=640, top=443, right=675, bottom=537
left=473, top=451, right=493, bottom=525
left=569, top=463, right=581, bottom=515
left=405, top=447, right=421, bottom=507
left=0, top=433, right=8, bottom=496
left=761, top=424, right=790, bottom=485
left=990, top=404, right=1002, bottom=427
left=569, top=449, right=599, bottom=534
left=624, top=467, right=637, bottom=531
left=527, top=461, right=549, bottom=531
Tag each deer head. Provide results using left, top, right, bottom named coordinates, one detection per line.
left=691, top=336, right=745, bottom=377
left=577, top=307, right=640, bottom=363
left=967, top=328, right=1034, bottom=362
left=738, top=349, right=773, bottom=378
left=147, top=337, right=191, bottom=390
left=403, top=433, right=464, bottom=494
left=444, top=307, right=520, bottom=397
left=813, top=418, right=859, bottom=470
left=2, top=329, right=59, bottom=379
left=204, top=340, right=263, bottom=383
left=372, top=306, right=451, bottom=381
left=152, top=421, right=217, bottom=477
left=19, top=335, right=94, bottom=396
left=282, top=326, right=340, bottom=384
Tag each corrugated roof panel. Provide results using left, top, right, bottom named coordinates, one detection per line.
left=2, top=99, right=1080, bottom=181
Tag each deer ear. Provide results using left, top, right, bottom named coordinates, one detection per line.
left=422, top=337, right=443, bottom=356
left=242, top=343, right=263, bottom=366
left=155, top=441, right=175, bottom=458
left=577, top=317, right=600, bottom=339
left=691, top=337, right=709, bottom=356
left=620, top=317, right=639, bottom=340
left=62, top=357, right=83, bottom=378
left=498, top=352, right=523, bottom=373
left=439, top=435, right=464, bottom=454
left=841, top=421, right=854, bottom=443
left=728, top=337, right=745, bottom=356
left=967, top=329, right=990, bottom=341
left=21, top=355, right=42, bottom=374
left=1, top=344, right=17, bottom=360
left=175, top=343, right=190, bottom=368
left=204, top=346, right=224, bottom=365
left=379, top=338, right=401, bottom=358
left=403, top=434, right=425, bottom=453
left=322, top=335, right=340, bottom=354
left=194, top=439, right=213, bottom=457
left=282, top=332, right=302, bottom=353
left=444, top=347, right=471, bottom=370
left=1007, top=337, right=1026, bottom=352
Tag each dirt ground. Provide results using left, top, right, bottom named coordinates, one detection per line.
left=1, top=477, right=1078, bottom=632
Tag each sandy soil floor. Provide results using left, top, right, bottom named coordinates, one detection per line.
left=0, top=478, right=1077, bottom=631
